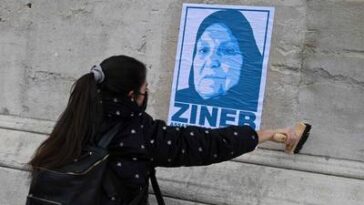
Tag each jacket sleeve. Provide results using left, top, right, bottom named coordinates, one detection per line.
left=142, top=113, right=259, bottom=167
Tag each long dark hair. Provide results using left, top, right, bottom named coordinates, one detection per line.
left=188, top=9, right=263, bottom=111
left=27, top=55, right=146, bottom=173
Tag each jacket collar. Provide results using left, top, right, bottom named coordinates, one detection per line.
left=101, top=91, right=144, bottom=119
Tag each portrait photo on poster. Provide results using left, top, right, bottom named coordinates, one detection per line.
left=168, top=4, right=274, bottom=130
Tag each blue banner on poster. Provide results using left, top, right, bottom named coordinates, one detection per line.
left=168, top=4, right=275, bottom=130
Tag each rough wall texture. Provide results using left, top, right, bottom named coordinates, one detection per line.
left=0, top=0, right=363, bottom=204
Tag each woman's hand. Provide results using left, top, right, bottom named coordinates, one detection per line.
left=273, top=127, right=298, bottom=153
left=257, top=129, right=275, bottom=144
left=257, top=127, right=298, bottom=153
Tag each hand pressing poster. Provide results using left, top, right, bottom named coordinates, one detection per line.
left=168, top=3, right=275, bottom=130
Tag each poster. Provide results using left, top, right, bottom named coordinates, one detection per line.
left=167, top=3, right=275, bottom=130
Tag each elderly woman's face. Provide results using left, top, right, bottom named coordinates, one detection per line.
left=193, top=23, right=243, bottom=100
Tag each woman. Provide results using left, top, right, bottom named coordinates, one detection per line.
left=27, top=55, right=296, bottom=204
left=176, top=9, right=262, bottom=111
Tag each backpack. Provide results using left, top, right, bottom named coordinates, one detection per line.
left=25, top=122, right=165, bottom=205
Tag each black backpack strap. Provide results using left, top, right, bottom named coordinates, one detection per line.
left=150, top=167, right=165, bottom=205
left=97, top=122, right=123, bottom=148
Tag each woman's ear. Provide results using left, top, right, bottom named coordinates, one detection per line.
left=128, top=90, right=134, bottom=97
left=128, top=90, right=135, bottom=101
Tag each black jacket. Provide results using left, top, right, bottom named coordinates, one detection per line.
left=98, top=91, right=259, bottom=204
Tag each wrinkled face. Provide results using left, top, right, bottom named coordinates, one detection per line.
left=193, top=23, right=243, bottom=100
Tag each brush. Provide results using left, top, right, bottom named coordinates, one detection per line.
left=272, top=122, right=312, bottom=154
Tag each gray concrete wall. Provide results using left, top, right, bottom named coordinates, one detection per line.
left=0, top=0, right=363, bottom=204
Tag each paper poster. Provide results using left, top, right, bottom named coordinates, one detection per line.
left=167, top=3, right=275, bottom=130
